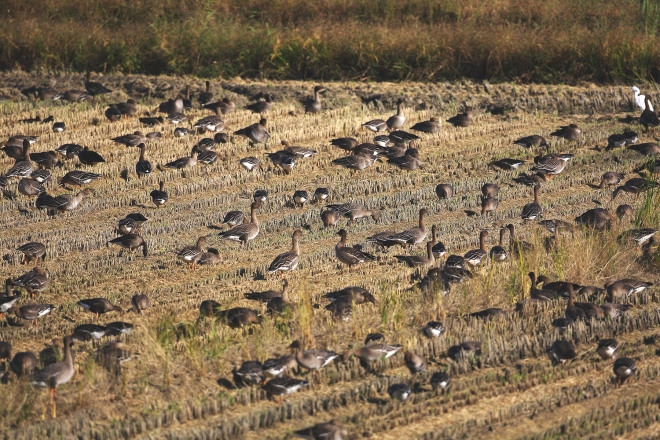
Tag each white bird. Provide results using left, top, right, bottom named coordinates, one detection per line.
left=632, top=86, right=653, bottom=112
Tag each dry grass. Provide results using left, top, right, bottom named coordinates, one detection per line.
left=2, top=0, right=660, bottom=81
left=0, top=74, right=658, bottom=438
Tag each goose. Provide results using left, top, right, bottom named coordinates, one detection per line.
left=98, top=341, right=134, bottom=375
left=612, top=177, right=659, bottom=200
left=31, top=169, right=51, bottom=184
left=531, top=155, right=567, bottom=178
left=108, top=234, right=149, bottom=257
left=177, top=236, right=206, bottom=270
left=157, top=95, right=184, bottom=114
left=448, top=341, right=482, bottom=359
left=114, top=99, right=137, bottom=116
left=404, top=351, right=427, bottom=374
left=289, top=340, right=338, bottom=374
left=616, top=204, right=634, bottom=219
left=263, top=355, right=298, bottom=378
left=12, top=267, right=50, bottom=296
left=293, top=190, right=308, bottom=207
left=244, top=284, right=282, bottom=302
left=331, top=154, right=377, bottom=171
left=521, top=184, right=542, bottom=220
left=234, top=118, right=270, bottom=144
left=268, top=229, right=302, bottom=276
left=72, top=324, right=107, bottom=342
left=550, top=124, right=581, bottom=141
left=489, top=158, right=525, bottom=171
left=613, top=357, right=637, bottom=384
left=105, top=105, right=122, bottom=122
left=193, top=107, right=224, bottom=132
left=386, top=98, right=406, bottom=130
left=222, top=211, right=245, bottom=227
left=139, top=116, right=163, bottom=127
left=197, top=81, right=214, bottom=106
left=361, top=119, right=388, bottom=133
left=281, top=140, right=317, bottom=158
left=174, top=127, right=189, bottom=137
left=263, top=376, right=309, bottom=402
left=18, top=178, right=45, bottom=196
left=55, top=143, right=83, bottom=159
left=294, top=419, right=348, bottom=440
left=203, top=98, right=235, bottom=115
left=199, top=248, right=221, bottom=265
left=605, top=279, right=652, bottom=298
left=10, top=352, right=37, bottom=377
left=618, top=228, right=658, bottom=246
left=30, top=151, right=59, bottom=169
left=150, top=181, right=168, bottom=207
left=389, top=208, right=429, bottom=247
left=547, top=340, right=576, bottom=365
left=322, top=287, right=376, bottom=305
left=245, top=95, right=273, bottom=114
left=388, top=383, right=412, bottom=401
left=8, top=303, right=55, bottom=323
left=0, top=280, right=20, bottom=315
left=131, top=294, right=150, bottom=313
left=481, top=183, right=499, bottom=198
left=313, top=187, right=330, bottom=203
left=640, top=95, right=659, bottom=131
left=335, top=229, right=375, bottom=269
left=597, top=339, right=619, bottom=362
left=528, top=272, right=561, bottom=301
left=607, top=131, right=638, bottom=149
left=446, top=106, right=473, bottom=127
left=464, top=230, right=488, bottom=267
left=234, top=360, right=264, bottom=386
left=481, top=196, right=498, bottom=215
left=435, top=183, right=453, bottom=199
left=135, top=143, right=152, bottom=177
left=36, top=89, right=63, bottom=101
left=17, top=242, right=46, bottom=264
left=112, top=131, right=146, bottom=147
left=253, top=189, right=268, bottom=203
left=431, top=371, right=451, bottom=391
left=411, top=117, right=441, bottom=133
left=52, top=122, right=66, bottom=133
left=77, top=147, right=105, bottom=165
left=490, top=227, right=508, bottom=262
left=342, top=343, right=402, bottom=364
left=32, top=335, right=75, bottom=416
left=5, top=140, right=33, bottom=178
left=388, top=148, right=421, bottom=171
left=220, top=202, right=260, bottom=247
left=565, top=283, right=587, bottom=321
left=58, top=171, right=101, bottom=187
left=575, top=207, right=611, bottom=230
left=84, top=72, right=112, bottom=98
left=78, top=298, right=123, bottom=318
left=164, top=150, right=197, bottom=169
left=423, top=321, right=445, bottom=338
left=62, top=90, right=91, bottom=102
left=601, top=288, right=632, bottom=319
left=330, top=138, right=359, bottom=152
left=598, top=172, right=625, bottom=189
left=239, top=157, right=260, bottom=171
left=395, top=242, right=435, bottom=268
left=325, top=203, right=380, bottom=225
left=507, top=224, right=532, bottom=256
left=105, top=321, right=134, bottom=336
left=626, top=142, right=660, bottom=156
left=36, top=189, right=93, bottom=213
left=430, top=225, right=448, bottom=259
left=535, top=276, right=581, bottom=299
left=470, top=308, right=507, bottom=319
left=632, top=86, right=653, bottom=111
left=301, top=85, right=324, bottom=113
left=514, top=135, right=548, bottom=149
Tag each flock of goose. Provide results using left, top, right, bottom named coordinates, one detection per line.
left=0, top=76, right=659, bottom=436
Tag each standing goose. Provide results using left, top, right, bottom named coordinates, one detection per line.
left=386, top=98, right=405, bottom=130
left=266, top=279, right=294, bottom=316
left=84, top=72, right=112, bottom=99
left=301, top=85, right=324, bottom=113
left=0, top=279, right=20, bottom=315
left=150, top=181, right=168, bottom=208
left=5, top=139, right=33, bottom=178
left=640, top=95, right=659, bottom=132
left=335, top=229, right=375, bottom=269
left=245, top=95, right=273, bottom=114
left=197, top=81, right=214, bottom=106
left=289, top=340, right=338, bottom=375
left=411, top=117, right=441, bottom=133
left=387, top=148, right=421, bottom=171
left=464, top=230, right=488, bottom=267
left=613, top=358, right=637, bottom=384
left=550, top=124, right=581, bottom=141
left=78, top=298, right=123, bottom=319
left=394, top=242, right=435, bottom=268
left=177, top=236, right=206, bottom=270
left=234, top=118, right=270, bottom=144
left=330, top=137, right=359, bottom=152
left=342, top=343, right=402, bottom=366
left=390, top=208, right=429, bottom=247
left=135, top=143, right=152, bottom=177
left=108, top=234, right=149, bottom=257
left=521, top=184, right=542, bottom=220
left=514, top=135, right=548, bottom=149
left=32, top=335, right=75, bottom=417
left=490, top=227, right=508, bottom=262
left=8, top=303, right=55, bottom=323
left=531, top=155, right=567, bottom=178
left=263, top=376, right=309, bottom=403
left=597, top=339, right=619, bottom=362
left=13, top=267, right=50, bottom=297
left=446, top=106, right=473, bottom=127
left=430, top=225, right=448, bottom=259
left=220, top=202, right=260, bottom=247
left=528, top=272, right=561, bottom=301
left=565, top=284, right=587, bottom=322
left=268, top=229, right=302, bottom=276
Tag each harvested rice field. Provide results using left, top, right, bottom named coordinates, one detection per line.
left=0, top=72, right=659, bottom=439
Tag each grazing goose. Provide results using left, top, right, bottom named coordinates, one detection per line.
left=448, top=341, right=482, bottom=359
left=431, top=371, right=451, bottom=391
left=470, top=308, right=507, bottom=319
left=199, top=248, right=221, bottom=265
left=330, top=137, right=359, bottom=152
left=203, top=98, right=235, bottom=115
left=220, top=202, right=260, bottom=247
left=521, top=184, right=542, bottom=220
left=423, top=321, right=445, bottom=338
left=323, top=286, right=376, bottom=305
left=607, top=131, right=638, bottom=149
left=331, top=154, right=377, bottom=171
left=640, top=95, right=659, bottom=131
left=253, top=189, right=268, bottom=203
left=268, top=229, right=302, bottom=276
left=289, top=340, right=338, bottom=374
left=157, top=95, right=184, bottom=114
left=245, top=95, right=273, bottom=114
left=389, top=208, right=429, bottom=247
left=294, top=419, right=348, bottom=440
left=281, top=141, right=317, bottom=158
left=481, top=183, right=499, bottom=198
left=321, top=209, right=341, bottom=228
left=613, top=357, right=637, bottom=384
left=105, top=105, right=122, bottom=122
left=342, top=343, right=402, bottom=365
left=17, top=178, right=45, bottom=196
left=575, top=207, right=611, bottom=230
left=193, top=107, right=224, bottom=132
left=0, top=280, right=20, bottom=315
left=239, top=157, right=260, bottom=171
left=139, top=116, right=163, bottom=127
left=388, top=148, right=421, bottom=171
left=446, top=106, right=473, bottom=127
left=234, top=360, right=264, bottom=386
left=98, top=341, right=134, bottom=375
left=386, top=98, right=405, bottom=130
left=30, top=151, right=59, bottom=169
left=164, top=150, right=197, bottom=169
left=489, top=158, right=525, bottom=171
left=601, top=289, right=632, bottom=319
left=597, top=339, right=619, bottom=362
left=506, top=224, right=532, bottom=256
left=135, top=143, right=152, bottom=177
left=78, top=298, right=123, bottom=318
left=632, top=86, right=653, bottom=111
left=72, top=324, right=107, bottom=342
left=612, top=177, right=659, bottom=200
left=108, top=234, right=149, bottom=257
left=325, top=203, right=379, bottom=225
left=31, top=169, right=51, bottom=184
left=404, top=351, right=427, bottom=374
left=395, top=241, right=435, bottom=268
left=197, top=81, right=214, bottom=106
left=335, top=229, right=375, bottom=269
left=177, top=236, right=206, bottom=270
left=112, top=131, right=146, bottom=147
left=8, top=303, right=55, bottom=323
left=490, top=227, right=508, bottom=262
left=84, top=72, right=112, bottom=98
left=430, top=225, right=448, bottom=259
left=616, top=204, right=634, bottom=219
left=313, top=187, right=330, bottom=203
left=263, top=376, right=309, bottom=402
left=514, top=135, right=548, bottom=149
left=150, top=181, right=168, bottom=207
left=481, top=196, right=498, bottom=214
left=77, top=147, right=105, bottom=166
left=627, top=142, right=660, bottom=156
left=293, top=190, right=308, bottom=207
left=411, top=117, right=441, bottom=133
left=62, top=90, right=91, bottom=102
left=58, top=171, right=101, bottom=187
left=531, top=155, right=567, bottom=178
left=36, top=189, right=93, bottom=213
left=5, top=140, right=33, bottom=178
left=234, top=118, right=270, bottom=144
left=361, top=118, right=388, bottom=133
left=13, top=267, right=50, bottom=296
left=605, top=278, right=652, bottom=298
left=618, top=228, right=658, bottom=246
left=263, top=355, right=298, bottom=378
left=32, top=335, right=75, bottom=416
left=222, top=211, right=245, bottom=227
left=435, top=183, right=453, bottom=199
left=52, top=122, right=66, bottom=133
left=105, top=321, right=134, bottom=336
left=565, top=284, right=587, bottom=322
left=388, top=383, right=412, bottom=401
left=598, top=172, right=625, bottom=189
left=301, top=85, right=324, bottom=113
left=550, top=124, right=581, bottom=141
left=10, top=352, right=37, bottom=377
left=131, top=294, right=150, bottom=313
left=547, top=340, right=577, bottom=365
